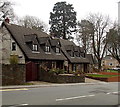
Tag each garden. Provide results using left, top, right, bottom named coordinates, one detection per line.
left=85, top=69, right=120, bottom=82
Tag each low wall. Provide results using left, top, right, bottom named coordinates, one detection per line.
left=86, top=76, right=120, bottom=82
left=51, top=75, right=85, bottom=83
left=99, top=72, right=120, bottom=75
left=39, top=71, right=85, bottom=83
left=107, top=76, right=120, bottom=82
left=2, top=64, right=26, bottom=85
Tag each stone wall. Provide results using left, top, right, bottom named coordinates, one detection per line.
left=2, top=64, right=26, bottom=85
left=51, top=75, right=85, bottom=83
left=39, top=71, right=85, bottom=83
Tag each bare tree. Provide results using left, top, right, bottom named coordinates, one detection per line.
left=17, top=15, right=48, bottom=33
left=0, top=0, right=14, bottom=22
left=83, top=13, right=111, bottom=71
left=77, top=20, right=94, bottom=54
left=107, top=23, right=120, bottom=65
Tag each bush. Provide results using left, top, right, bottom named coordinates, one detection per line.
left=49, top=68, right=66, bottom=75
left=74, top=71, right=85, bottom=76
left=69, top=71, right=74, bottom=74
left=9, top=55, right=19, bottom=65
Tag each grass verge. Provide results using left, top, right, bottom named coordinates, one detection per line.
left=86, top=74, right=120, bottom=78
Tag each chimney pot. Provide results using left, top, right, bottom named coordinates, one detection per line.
left=5, top=17, right=10, bottom=23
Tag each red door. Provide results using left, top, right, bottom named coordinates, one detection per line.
left=26, top=61, right=39, bottom=81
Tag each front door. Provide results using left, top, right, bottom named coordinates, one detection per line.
left=26, top=61, right=39, bottom=81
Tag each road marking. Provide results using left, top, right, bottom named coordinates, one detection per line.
left=56, top=94, right=95, bottom=101
left=88, top=94, right=95, bottom=97
left=9, top=103, right=28, bottom=107
left=98, top=82, right=109, bottom=84
left=106, top=91, right=119, bottom=95
left=0, top=88, right=28, bottom=92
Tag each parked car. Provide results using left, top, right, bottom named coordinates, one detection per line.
left=112, top=68, right=120, bottom=70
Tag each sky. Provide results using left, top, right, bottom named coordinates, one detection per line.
left=10, top=0, right=119, bottom=26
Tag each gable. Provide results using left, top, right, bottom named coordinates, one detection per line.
left=0, top=25, right=25, bottom=64
left=2, top=22, right=67, bottom=61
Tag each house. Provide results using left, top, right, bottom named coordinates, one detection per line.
left=0, top=20, right=89, bottom=82
left=86, top=54, right=95, bottom=72
left=59, top=39, right=89, bottom=73
left=101, top=55, right=120, bottom=70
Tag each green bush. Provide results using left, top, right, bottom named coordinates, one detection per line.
left=49, top=68, right=66, bottom=75
left=9, top=55, right=19, bottom=65
left=73, top=71, right=85, bottom=76
left=69, top=71, right=74, bottom=74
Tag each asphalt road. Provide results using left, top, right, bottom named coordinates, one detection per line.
left=2, top=82, right=120, bottom=106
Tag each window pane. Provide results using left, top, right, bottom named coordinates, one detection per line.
left=12, top=42, right=16, bottom=51
left=56, top=47, right=60, bottom=53
left=33, top=44, right=38, bottom=51
left=45, top=46, right=50, bottom=52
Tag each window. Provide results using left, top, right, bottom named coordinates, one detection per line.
left=109, top=63, right=112, bottom=66
left=33, top=44, right=38, bottom=51
left=72, top=52, right=75, bottom=57
left=58, top=42, right=60, bottom=45
left=45, top=46, right=50, bottom=52
left=78, top=53, right=81, bottom=57
left=56, top=47, right=60, bottom=53
left=12, top=42, right=16, bottom=51
left=72, top=64, right=76, bottom=72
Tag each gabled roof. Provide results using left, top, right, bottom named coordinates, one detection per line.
left=65, top=45, right=74, bottom=51
left=24, top=34, right=37, bottom=43
left=3, top=22, right=67, bottom=61
left=38, top=37, right=50, bottom=45
left=60, top=39, right=76, bottom=46
left=60, top=39, right=89, bottom=64
left=86, top=54, right=94, bottom=64
left=50, top=39, right=60, bottom=47
left=74, top=46, right=79, bottom=52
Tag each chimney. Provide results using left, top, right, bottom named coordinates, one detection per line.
left=5, top=17, right=10, bottom=23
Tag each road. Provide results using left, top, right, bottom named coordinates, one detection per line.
left=1, top=82, right=120, bottom=106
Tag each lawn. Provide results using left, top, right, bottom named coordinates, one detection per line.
left=106, top=69, right=119, bottom=73
left=86, top=74, right=120, bottom=78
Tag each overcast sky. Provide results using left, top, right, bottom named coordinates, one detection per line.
left=10, top=0, right=119, bottom=26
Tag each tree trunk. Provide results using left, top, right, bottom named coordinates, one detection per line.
left=98, top=60, right=102, bottom=72
left=63, top=8, right=66, bottom=40
left=118, top=60, right=120, bottom=67
left=63, top=27, right=66, bottom=39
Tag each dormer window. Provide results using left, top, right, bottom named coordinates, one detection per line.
left=56, top=47, right=60, bottom=53
left=33, top=44, right=38, bottom=51
left=58, top=42, right=60, bottom=45
left=72, top=52, right=75, bottom=57
left=45, top=46, right=50, bottom=52
left=12, top=42, right=16, bottom=51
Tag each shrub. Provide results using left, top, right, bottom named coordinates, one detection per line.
left=74, top=71, right=85, bottom=76
left=9, top=55, right=19, bottom=65
left=49, top=68, right=66, bottom=75
left=69, top=70, right=74, bottom=74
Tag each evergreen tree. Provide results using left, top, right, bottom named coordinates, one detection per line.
left=49, top=1, right=77, bottom=39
